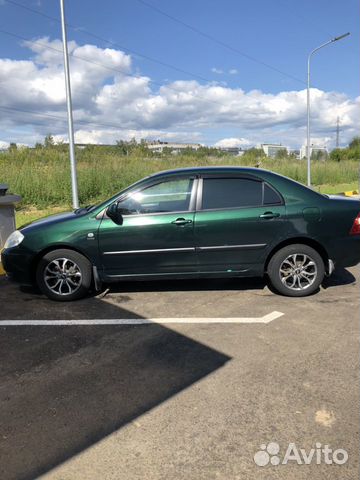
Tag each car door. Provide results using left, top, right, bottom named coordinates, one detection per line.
left=98, top=176, right=198, bottom=278
left=194, top=175, right=287, bottom=274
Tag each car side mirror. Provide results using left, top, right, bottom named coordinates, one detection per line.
left=106, top=202, right=124, bottom=225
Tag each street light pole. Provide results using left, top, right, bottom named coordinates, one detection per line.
left=306, top=32, right=350, bottom=187
left=60, top=0, right=79, bottom=209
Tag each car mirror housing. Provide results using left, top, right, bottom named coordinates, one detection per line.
left=106, top=203, right=123, bottom=225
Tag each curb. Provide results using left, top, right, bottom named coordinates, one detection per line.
left=0, top=249, right=5, bottom=276
left=339, top=190, right=359, bottom=197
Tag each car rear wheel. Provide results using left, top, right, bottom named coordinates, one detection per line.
left=267, top=244, right=325, bottom=297
left=36, top=249, right=92, bottom=301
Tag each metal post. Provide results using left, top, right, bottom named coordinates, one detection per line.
left=306, top=33, right=350, bottom=188
left=306, top=54, right=311, bottom=186
left=60, top=0, right=79, bottom=209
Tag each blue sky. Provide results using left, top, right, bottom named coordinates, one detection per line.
left=0, top=0, right=358, bottom=148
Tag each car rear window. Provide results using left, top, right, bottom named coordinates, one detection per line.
left=202, top=178, right=263, bottom=209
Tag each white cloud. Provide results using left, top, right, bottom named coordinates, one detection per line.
left=53, top=128, right=202, bottom=145
left=0, top=38, right=358, bottom=148
left=211, top=67, right=223, bottom=74
left=214, top=138, right=251, bottom=148
left=229, top=69, right=238, bottom=75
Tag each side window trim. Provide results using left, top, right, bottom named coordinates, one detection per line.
left=188, top=177, right=199, bottom=212
left=195, top=177, right=203, bottom=211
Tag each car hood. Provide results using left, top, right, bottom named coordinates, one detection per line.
left=20, top=211, right=78, bottom=232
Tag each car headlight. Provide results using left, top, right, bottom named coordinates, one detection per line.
left=4, top=230, right=24, bottom=249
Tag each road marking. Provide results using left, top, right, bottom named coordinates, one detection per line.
left=0, top=311, right=284, bottom=326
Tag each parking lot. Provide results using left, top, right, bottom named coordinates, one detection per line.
left=0, top=266, right=359, bottom=480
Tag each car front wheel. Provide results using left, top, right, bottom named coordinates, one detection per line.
left=267, top=244, right=325, bottom=297
left=36, top=249, right=92, bottom=301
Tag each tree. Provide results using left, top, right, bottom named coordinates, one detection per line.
left=138, top=138, right=151, bottom=156
left=9, top=142, right=17, bottom=151
left=275, top=148, right=288, bottom=160
left=329, top=137, right=360, bottom=162
left=44, top=134, right=55, bottom=148
left=116, top=138, right=151, bottom=157
left=116, top=140, right=129, bottom=155
left=349, top=137, right=360, bottom=150
left=311, top=149, right=327, bottom=161
left=330, top=148, right=342, bottom=162
left=242, top=148, right=264, bottom=161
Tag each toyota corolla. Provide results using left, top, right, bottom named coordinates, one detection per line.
left=2, top=167, right=360, bottom=301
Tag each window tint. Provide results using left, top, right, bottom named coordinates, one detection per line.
left=202, top=178, right=263, bottom=210
left=118, top=178, right=194, bottom=214
left=263, top=183, right=282, bottom=205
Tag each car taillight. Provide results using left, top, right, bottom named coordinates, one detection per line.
left=350, top=212, right=360, bottom=235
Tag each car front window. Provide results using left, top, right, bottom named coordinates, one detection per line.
left=117, top=178, right=194, bottom=215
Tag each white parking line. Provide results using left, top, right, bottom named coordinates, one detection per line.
left=0, top=311, right=284, bottom=325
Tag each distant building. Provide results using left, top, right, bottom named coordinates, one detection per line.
left=147, top=141, right=202, bottom=154
left=260, top=143, right=289, bottom=158
left=75, top=143, right=113, bottom=149
left=299, top=145, right=328, bottom=160
left=216, top=147, right=245, bottom=156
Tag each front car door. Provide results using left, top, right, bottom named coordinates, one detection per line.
left=98, top=176, right=198, bottom=279
left=194, top=175, right=288, bottom=276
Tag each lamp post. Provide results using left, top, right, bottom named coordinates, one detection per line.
left=60, top=0, right=79, bottom=209
left=306, top=32, right=350, bottom=187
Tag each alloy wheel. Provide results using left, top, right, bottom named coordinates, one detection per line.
left=44, top=257, right=82, bottom=296
left=279, top=253, right=317, bottom=291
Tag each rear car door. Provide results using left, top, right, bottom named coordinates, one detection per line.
left=98, top=176, right=197, bottom=278
left=194, top=175, right=287, bottom=275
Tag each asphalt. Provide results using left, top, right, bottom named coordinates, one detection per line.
left=0, top=267, right=359, bottom=480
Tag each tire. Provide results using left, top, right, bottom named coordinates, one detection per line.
left=267, top=244, right=324, bottom=297
left=36, top=249, right=92, bottom=301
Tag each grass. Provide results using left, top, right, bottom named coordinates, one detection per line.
left=1, top=146, right=357, bottom=228
left=15, top=181, right=359, bottom=229
left=16, top=206, right=69, bottom=229
left=1, top=146, right=359, bottom=209
left=315, top=182, right=359, bottom=194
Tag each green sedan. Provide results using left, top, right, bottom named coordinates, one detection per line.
left=2, top=167, right=360, bottom=301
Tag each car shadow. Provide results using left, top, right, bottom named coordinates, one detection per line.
left=0, top=279, right=231, bottom=480
left=101, top=275, right=267, bottom=295
left=322, top=267, right=357, bottom=289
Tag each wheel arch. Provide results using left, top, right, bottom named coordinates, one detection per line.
left=264, top=237, right=329, bottom=273
left=30, top=244, right=93, bottom=284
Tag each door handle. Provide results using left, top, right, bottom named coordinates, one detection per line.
left=171, top=218, right=193, bottom=226
left=259, top=211, right=281, bottom=219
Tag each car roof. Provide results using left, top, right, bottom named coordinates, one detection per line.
left=148, top=166, right=273, bottom=178
left=144, top=166, right=324, bottom=200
